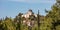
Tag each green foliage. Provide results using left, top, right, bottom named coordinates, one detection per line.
left=0, top=0, right=60, bottom=30
left=3, top=18, right=16, bottom=30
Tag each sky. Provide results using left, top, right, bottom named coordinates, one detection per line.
left=0, top=0, right=56, bottom=18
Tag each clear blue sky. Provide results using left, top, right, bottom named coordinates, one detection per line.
left=0, top=0, right=56, bottom=18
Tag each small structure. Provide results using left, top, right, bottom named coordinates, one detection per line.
left=22, top=9, right=37, bottom=30
left=22, top=9, right=37, bottom=18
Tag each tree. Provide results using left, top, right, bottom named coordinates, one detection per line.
left=2, top=17, right=16, bottom=30
left=14, top=13, right=23, bottom=30
left=45, top=0, right=60, bottom=30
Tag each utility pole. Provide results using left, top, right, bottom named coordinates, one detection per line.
left=38, top=10, right=40, bottom=30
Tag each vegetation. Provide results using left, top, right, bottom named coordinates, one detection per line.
left=0, top=0, right=60, bottom=30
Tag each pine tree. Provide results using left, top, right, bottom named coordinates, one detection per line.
left=45, top=0, right=60, bottom=30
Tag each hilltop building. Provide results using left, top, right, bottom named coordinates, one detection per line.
left=22, top=9, right=37, bottom=18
